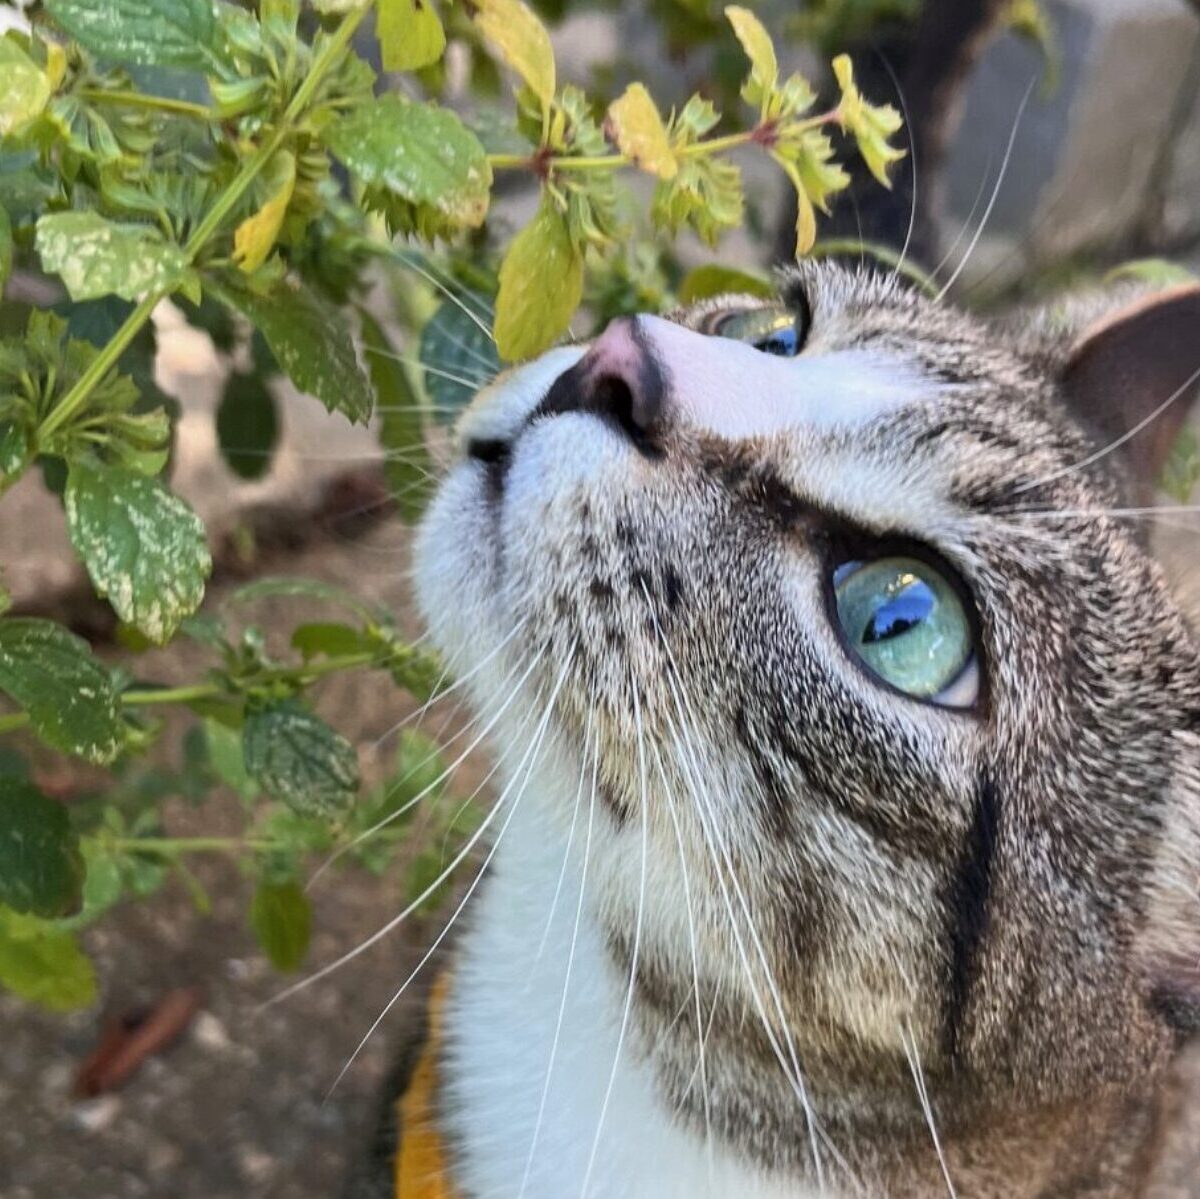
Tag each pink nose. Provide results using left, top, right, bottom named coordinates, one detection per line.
left=536, top=317, right=667, bottom=450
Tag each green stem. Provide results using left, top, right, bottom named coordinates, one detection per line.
left=37, top=2, right=375, bottom=444
left=677, top=130, right=755, bottom=158
left=485, top=114, right=838, bottom=177
left=0, top=650, right=382, bottom=737
left=110, top=836, right=281, bottom=855
left=79, top=89, right=215, bottom=121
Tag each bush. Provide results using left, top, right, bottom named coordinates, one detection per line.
left=0, top=0, right=904, bottom=1008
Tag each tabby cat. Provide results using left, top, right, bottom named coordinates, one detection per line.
left=407, top=262, right=1200, bottom=1197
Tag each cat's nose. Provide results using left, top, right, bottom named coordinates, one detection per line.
left=535, top=317, right=667, bottom=452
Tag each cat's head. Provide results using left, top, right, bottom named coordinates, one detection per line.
left=415, top=262, right=1200, bottom=1174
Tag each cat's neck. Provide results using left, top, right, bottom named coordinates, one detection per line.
left=438, top=784, right=1161, bottom=1199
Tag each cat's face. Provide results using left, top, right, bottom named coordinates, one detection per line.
left=415, top=262, right=1200, bottom=1173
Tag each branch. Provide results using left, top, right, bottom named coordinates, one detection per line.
left=776, top=0, right=1010, bottom=272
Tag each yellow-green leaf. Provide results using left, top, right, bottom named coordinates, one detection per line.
left=249, top=879, right=311, bottom=973
left=35, top=213, right=189, bottom=302
left=0, top=907, right=96, bottom=1012
left=233, top=150, right=296, bottom=274
left=775, top=153, right=818, bottom=257
left=0, top=38, right=51, bottom=137
left=472, top=0, right=556, bottom=113
left=494, top=198, right=582, bottom=361
left=377, top=0, right=446, bottom=71
left=65, top=461, right=212, bottom=644
left=678, top=264, right=774, bottom=304
left=726, top=6, right=777, bottom=100
left=608, top=83, right=677, bottom=180
left=832, top=53, right=905, bottom=187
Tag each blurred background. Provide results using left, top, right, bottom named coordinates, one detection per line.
left=3, top=0, right=1200, bottom=1196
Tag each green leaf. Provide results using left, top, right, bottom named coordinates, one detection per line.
left=36, top=213, right=189, bottom=303
left=0, top=619, right=124, bottom=763
left=360, top=308, right=433, bottom=520
left=233, top=150, right=296, bottom=275
left=291, top=622, right=370, bottom=659
left=0, top=778, right=84, bottom=918
left=472, top=0, right=556, bottom=112
left=0, top=203, right=11, bottom=294
left=0, top=38, right=51, bottom=137
left=249, top=879, right=311, bottom=972
left=45, top=0, right=216, bottom=70
left=0, top=423, right=31, bottom=486
left=203, top=718, right=258, bottom=800
left=0, top=906, right=96, bottom=1011
left=832, top=54, right=905, bottom=187
left=243, top=700, right=360, bottom=819
left=65, top=461, right=210, bottom=644
left=678, top=264, right=774, bottom=304
left=327, top=95, right=492, bottom=238
left=607, top=84, right=676, bottom=180
left=494, top=198, right=583, bottom=361
left=216, top=370, right=279, bottom=481
left=725, top=5, right=777, bottom=106
left=1162, top=426, right=1200, bottom=505
left=1105, top=259, right=1197, bottom=289
left=418, top=298, right=501, bottom=422
left=377, top=0, right=446, bottom=71
left=216, top=278, right=373, bottom=425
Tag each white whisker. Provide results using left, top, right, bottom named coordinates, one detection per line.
left=900, top=1020, right=957, bottom=1199
left=580, top=674, right=649, bottom=1199
left=934, top=77, right=1035, bottom=304
left=322, top=647, right=575, bottom=1097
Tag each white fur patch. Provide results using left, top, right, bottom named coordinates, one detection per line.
left=637, top=314, right=936, bottom=439
left=442, top=784, right=839, bottom=1199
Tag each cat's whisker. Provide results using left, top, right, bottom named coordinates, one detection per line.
left=369, top=614, right=530, bottom=752
left=385, top=249, right=497, bottom=344
left=309, top=627, right=537, bottom=886
left=934, top=76, right=1036, bottom=303
left=929, top=150, right=994, bottom=285
left=878, top=51, right=918, bottom=287
left=652, top=740, right=714, bottom=1172
left=662, top=703, right=832, bottom=1194
left=645, top=627, right=831, bottom=1186
left=267, top=643, right=565, bottom=1009
left=323, top=646, right=575, bottom=1098
left=364, top=344, right=495, bottom=392
left=1009, top=363, right=1200, bottom=495
left=899, top=1020, right=958, bottom=1199
left=518, top=709, right=598, bottom=1199
left=651, top=634, right=865, bottom=1194
left=580, top=671, right=650, bottom=1199
left=398, top=249, right=496, bottom=323
left=994, top=502, right=1200, bottom=522
left=528, top=708, right=590, bottom=977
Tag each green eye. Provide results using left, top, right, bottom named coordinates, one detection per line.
left=712, top=306, right=804, bottom=357
left=833, top=557, right=977, bottom=706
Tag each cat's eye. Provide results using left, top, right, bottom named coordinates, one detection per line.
left=711, top=306, right=805, bottom=357
left=832, top=557, right=978, bottom=708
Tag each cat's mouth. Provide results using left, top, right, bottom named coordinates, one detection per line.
left=465, top=435, right=513, bottom=501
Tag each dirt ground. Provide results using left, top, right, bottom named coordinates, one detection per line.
left=0, top=526, right=464, bottom=1199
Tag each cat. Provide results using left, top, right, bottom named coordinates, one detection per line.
left=405, top=260, right=1200, bottom=1198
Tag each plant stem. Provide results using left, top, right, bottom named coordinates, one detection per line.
left=110, top=836, right=281, bottom=855
left=79, top=89, right=215, bottom=120
left=0, top=650, right=383, bottom=737
left=37, top=2, right=376, bottom=444
left=485, top=114, right=839, bottom=177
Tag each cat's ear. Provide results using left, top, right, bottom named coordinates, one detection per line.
left=1059, top=284, right=1200, bottom=494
